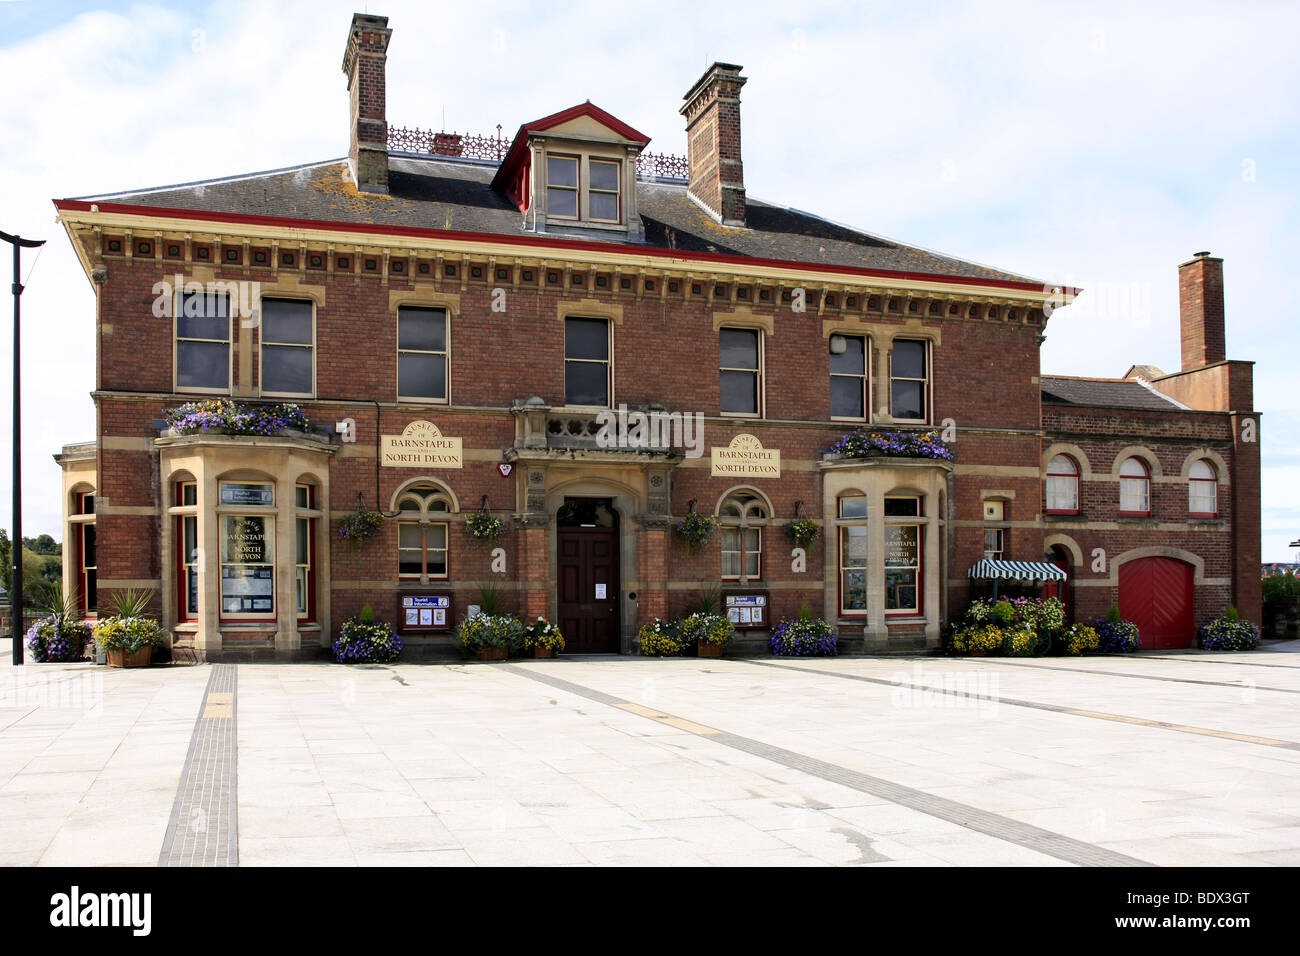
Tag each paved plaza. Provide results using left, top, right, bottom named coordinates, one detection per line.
left=2, top=639, right=1299, bottom=867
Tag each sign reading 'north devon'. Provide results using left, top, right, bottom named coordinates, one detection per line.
left=710, top=433, right=781, bottom=478
left=381, top=420, right=463, bottom=468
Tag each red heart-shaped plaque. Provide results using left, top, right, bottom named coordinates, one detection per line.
left=497, top=463, right=513, bottom=477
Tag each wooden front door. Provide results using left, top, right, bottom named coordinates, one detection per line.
left=557, top=528, right=620, bottom=653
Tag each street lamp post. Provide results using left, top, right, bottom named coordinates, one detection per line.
left=1, top=230, right=45, bottom=666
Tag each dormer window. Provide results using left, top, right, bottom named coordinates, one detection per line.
left=589, top=159, right=620, bottom=221
left=545, top=153, right=622, bottom=224
left=547, top=155, right=579, bottom=219
left=490, top=101, right=650, bottom=241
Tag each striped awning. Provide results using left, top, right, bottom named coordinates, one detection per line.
left=968, top=559, right=1066, bottom=582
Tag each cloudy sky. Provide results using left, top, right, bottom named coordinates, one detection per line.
left=1, top=0, right=1297, bottom=558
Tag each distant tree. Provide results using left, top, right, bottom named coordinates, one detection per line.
left=23, top=534, right=60, bottom=556
left=1263, top=571, right=1300, bottom=609
left=20, top=550, right=61, bottom=603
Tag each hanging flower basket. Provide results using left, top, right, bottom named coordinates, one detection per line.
left=466, top=510, right=506, bottom=547
left=784, top=519, right=821, bottom=551
left=675, top=508, right=717, bottom=554
left=339, top=507, right=385, bottom=551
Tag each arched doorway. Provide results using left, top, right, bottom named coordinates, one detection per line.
left=1119, top=556, right=1195, bottom=649
left=556, top=497, right=620, bottom=653
left=1043, top=545, right=1071, bottom=621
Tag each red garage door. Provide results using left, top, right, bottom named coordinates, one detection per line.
left=1118, top=557, right=1195, bottom=649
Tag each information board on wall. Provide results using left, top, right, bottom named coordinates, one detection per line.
left=725, top=593, right=767, bottom=626
left=222, top=566, right=274, bottom=614
left=398, top=594, right=452, bottom=631
left=220, top=482, right=274, bottom=506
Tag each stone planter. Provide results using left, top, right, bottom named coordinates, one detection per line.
left=697, top=640, right=723, bottom=658
left=107, top=646, right=153, bottom=668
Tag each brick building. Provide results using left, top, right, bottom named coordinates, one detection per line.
left=50, top=13, right=1259, bottom=660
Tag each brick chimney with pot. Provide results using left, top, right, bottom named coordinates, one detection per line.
left=342, top=13, right=392, bottom=194
left=680, top=62, right=747, bottom=226
left=1178, top=251, right=1226, bottom=371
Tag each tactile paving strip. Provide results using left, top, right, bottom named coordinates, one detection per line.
left=158, top=664, right=238, bottom=867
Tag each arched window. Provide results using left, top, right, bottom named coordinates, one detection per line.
left=1046, top=455, right=1080, bottom=514
left=397, top=486, right=454, bottom=582
left=1189, top=459, right=1218, bottom=517
left=718, top=491, right=767, bottom=581
left=1119, top=457, right=1151, bottom=516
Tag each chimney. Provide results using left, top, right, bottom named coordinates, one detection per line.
left=1178, top=251, right=1226, bottom=370
left=341, top=13, right=392, bottom=194
left=680, top=62, right=747, bottom=226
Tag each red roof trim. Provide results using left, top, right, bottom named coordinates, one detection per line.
left=490, top=101, right=651, bottom=193
left=53, top=198, right=1075, bottom=295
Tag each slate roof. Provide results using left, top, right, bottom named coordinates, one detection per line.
left=1041, top=376, right=1187, bottom=412
left=73, top=156, right=1039, bottom=284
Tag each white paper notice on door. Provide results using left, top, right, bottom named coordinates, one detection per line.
left=595, top=583, right=607, bottom=600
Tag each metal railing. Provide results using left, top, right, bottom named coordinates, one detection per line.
left=388, top=125, right=688, bottom=179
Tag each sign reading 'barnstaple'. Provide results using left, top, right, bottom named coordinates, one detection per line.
left=710, top=433, right=781, bottom=478
left=381, top=420, right=463, bottom=468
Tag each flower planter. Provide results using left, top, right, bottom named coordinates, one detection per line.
left=107, top=646, right=153, bottom=668
left=533, top=646, right=554, bottom=659
left=475, top=646, right=508, bottom=662
left=697, top=640, right=723, bottom=658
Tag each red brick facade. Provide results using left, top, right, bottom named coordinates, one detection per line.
left=52, top=14, right=1260, bottom=660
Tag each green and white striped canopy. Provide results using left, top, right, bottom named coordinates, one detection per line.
left=968, top=559, right=1066, bottom=582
